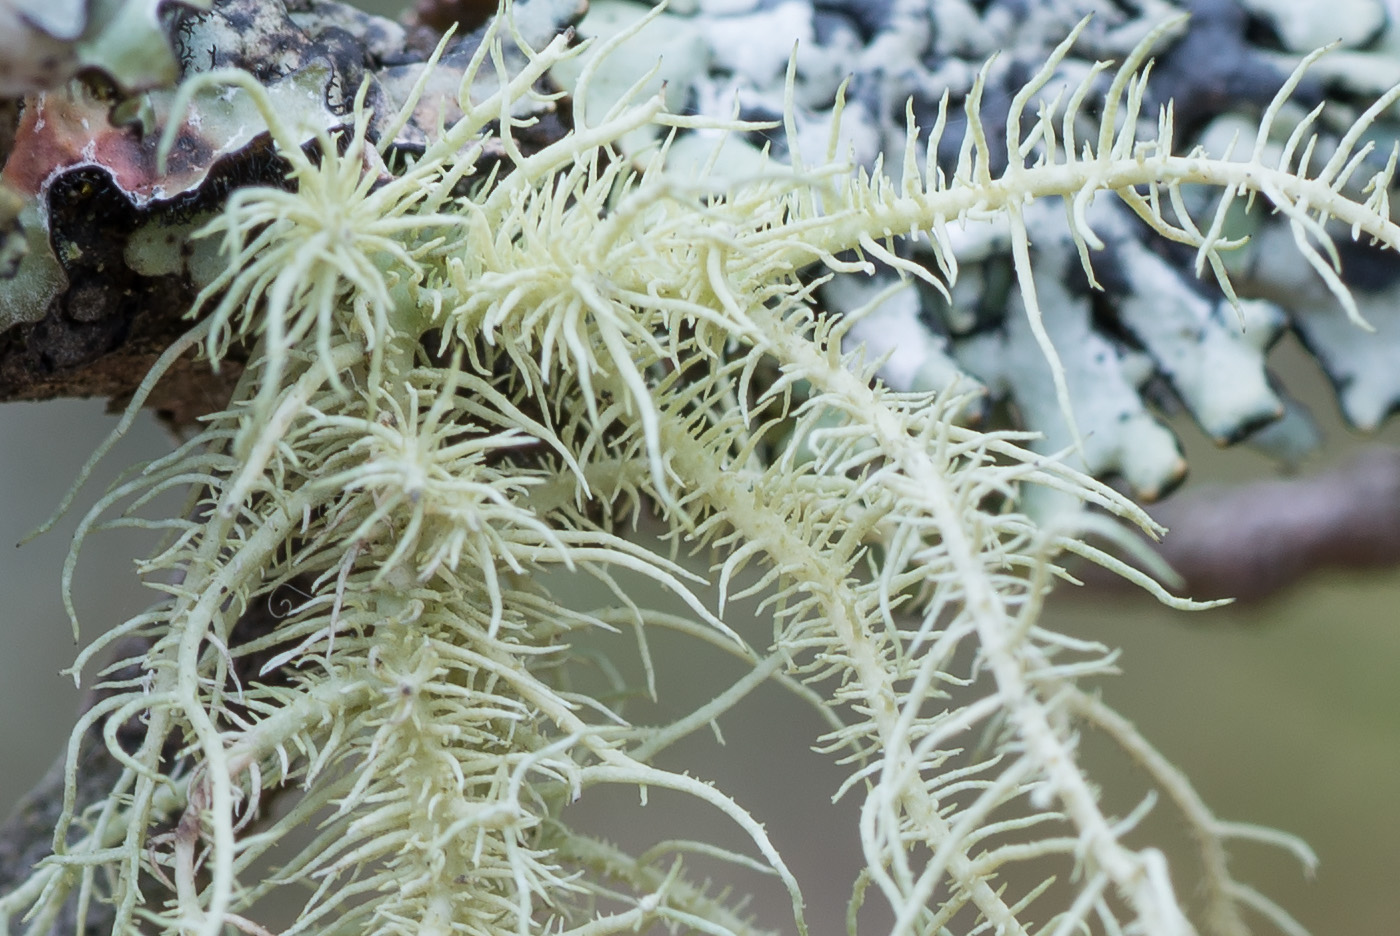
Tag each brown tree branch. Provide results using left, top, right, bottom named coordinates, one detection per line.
left=1086, top=446, right=1400, bottom=603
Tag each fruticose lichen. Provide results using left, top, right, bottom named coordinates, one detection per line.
left=2, top=1, right=1398, bottom=935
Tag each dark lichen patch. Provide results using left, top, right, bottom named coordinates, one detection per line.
left=0, top=163, right=250, bottom=411
left=1149, top=0, right=1301, bottom=137
left=0, top=0, right=579, bottom=412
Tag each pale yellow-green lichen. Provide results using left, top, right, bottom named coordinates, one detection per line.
left=5, top=5, right=1396, bottom=936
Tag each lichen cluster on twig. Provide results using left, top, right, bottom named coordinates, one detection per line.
left=4, top=3, right=1398, bottom=935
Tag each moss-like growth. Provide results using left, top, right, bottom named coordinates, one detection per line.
left=4, top=6, right=1395, bottom=936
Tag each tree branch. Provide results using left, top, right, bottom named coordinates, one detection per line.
left=1086, top=446, right=1400, bottom=603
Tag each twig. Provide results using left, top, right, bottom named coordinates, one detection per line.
left=1086, top=446, right=1400, bottom=602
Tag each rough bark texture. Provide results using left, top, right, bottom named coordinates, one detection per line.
left=0, top=150, right=262, bottom=420
left=0, top=0, right=576, bottom=421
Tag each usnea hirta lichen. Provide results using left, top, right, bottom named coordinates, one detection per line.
left=2, top=5, right=1396, bottom=936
